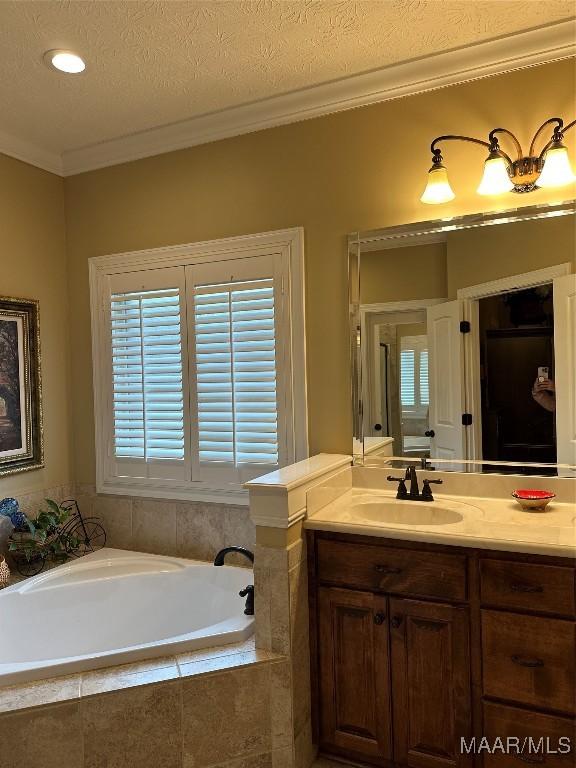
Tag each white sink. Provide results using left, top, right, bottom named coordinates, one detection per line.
left=349, top=499, right=470, bottom=526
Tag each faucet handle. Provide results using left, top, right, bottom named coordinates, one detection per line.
left=387, top=476, right=408, bottom=499
left=421, top=478, right=443, bottom=501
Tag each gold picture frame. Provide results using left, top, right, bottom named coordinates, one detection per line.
left=0, top=296, right=43, bottom=476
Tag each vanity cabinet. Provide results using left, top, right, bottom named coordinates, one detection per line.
left=308, top=531, right=576, bottom=768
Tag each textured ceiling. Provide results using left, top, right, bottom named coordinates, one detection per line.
left=0, top=0, right=574, bottom=155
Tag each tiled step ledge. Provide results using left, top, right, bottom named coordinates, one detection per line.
left=0, top=636, right=282, bottom=715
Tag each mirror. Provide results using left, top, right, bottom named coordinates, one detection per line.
left=350, top=201, right=576, bottom=475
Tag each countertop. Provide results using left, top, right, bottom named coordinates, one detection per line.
left=304, top=489, right=576, bottom=558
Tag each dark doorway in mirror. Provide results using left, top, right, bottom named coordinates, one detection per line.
left=479, top=285, right=556, bottom=469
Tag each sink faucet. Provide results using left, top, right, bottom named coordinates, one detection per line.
left=387, top=467, right=443, bottom=501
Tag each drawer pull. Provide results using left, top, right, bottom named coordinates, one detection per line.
left=391, top=615, right=403, bottom=629
left=373, top=611, right=386, bottom=626
left=511, top=654, right=544, bottom=668
left=375, top=565, right=402, bottom=576
left=510, top=582, right=544, bottom=594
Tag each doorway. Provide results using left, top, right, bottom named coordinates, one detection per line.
left=478, top=285, right=556, bottom=465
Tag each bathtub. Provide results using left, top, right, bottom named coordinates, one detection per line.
left=0, top=548, right=254, bottom=686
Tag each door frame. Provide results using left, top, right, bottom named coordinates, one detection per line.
left=457, top=263, right=572, bottom=461
left=360, top=299, right=446, bottom=450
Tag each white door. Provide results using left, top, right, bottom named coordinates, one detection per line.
left=427, top=301, right=466, bottom=460
left=553, top=274, right=576, bottom=467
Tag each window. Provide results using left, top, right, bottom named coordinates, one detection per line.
left=400, top=335, right=429, bottom=416
left=90, top=229, right=307, bottom=502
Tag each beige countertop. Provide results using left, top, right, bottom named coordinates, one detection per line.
left=304, top=488, right=576, bottom=558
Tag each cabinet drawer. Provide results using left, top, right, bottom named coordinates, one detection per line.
left=482, top=610, right=575, bottom=714
left=483, top=701, right=575, bottom=768
left=316, top=539, right=466, bottom=601
left=480, top=560, right=575, bottom=617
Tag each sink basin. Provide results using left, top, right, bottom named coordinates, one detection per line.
left=351, top=501, right=463, bottom=527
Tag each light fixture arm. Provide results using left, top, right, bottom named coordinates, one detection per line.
left=430, top=134, right=514, bottom=168
left=529, top=117, right=564, bottom=157
left=536, top=118, right=576, bottom=162
left=488, top=128, right=523, bottom=162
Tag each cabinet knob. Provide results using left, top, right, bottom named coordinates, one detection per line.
left=373, top=612, right=386, bottom=626
left=424, top=430, right=435, bottom=438
left=390, top=615, right=403, bottom=629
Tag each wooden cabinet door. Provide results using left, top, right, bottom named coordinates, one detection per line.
left=318, top=586, right=392, bottom=764
left=390, top=597, right=472, bottom=768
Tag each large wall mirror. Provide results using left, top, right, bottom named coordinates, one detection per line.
left=350, top=200, right=576, bottom=476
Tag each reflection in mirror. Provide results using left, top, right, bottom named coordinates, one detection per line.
left=350, top=202, right=576, bottom=476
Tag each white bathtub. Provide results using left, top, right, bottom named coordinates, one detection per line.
left=0, top=548, right=254, bottom=686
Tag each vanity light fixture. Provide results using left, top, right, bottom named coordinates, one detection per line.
left=44, top=49, right=86, bottom=74
left=421, top=117, right=576, bottom=203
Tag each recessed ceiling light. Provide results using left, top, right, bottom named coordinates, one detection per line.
left=44, top=49, right=86, bottom=74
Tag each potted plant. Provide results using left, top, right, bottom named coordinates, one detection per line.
left=8, top=499, right=79, bottom=576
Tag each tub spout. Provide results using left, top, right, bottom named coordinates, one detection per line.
left=213, top=547, right=254, bottom=566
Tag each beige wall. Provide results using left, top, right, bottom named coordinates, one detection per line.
left=63, top=59, right=576, bottom=481
left=446, top=215, right=576, bottom=298
left=0, top=155, right=71, bottom=495
left=360, top=243, right=447, bottom=304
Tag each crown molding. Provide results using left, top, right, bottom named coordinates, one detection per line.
left=1, top=20, right=574, bottom=177
left=0, top=129, right=62, bottom=175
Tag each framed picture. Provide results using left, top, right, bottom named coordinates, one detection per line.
left=0, top=296, right=43, bottom=476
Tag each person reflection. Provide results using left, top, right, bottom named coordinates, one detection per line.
left=532, top=378, right=556, bottom=412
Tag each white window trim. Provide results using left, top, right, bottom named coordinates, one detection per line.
left=89, top=228, right=308, bottom=504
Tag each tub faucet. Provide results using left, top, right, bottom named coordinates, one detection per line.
left=239, top=585, right=254, bottom=615
left=213, top=546, right=254, bottom=566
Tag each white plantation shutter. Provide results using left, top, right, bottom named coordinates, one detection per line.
left=400, top=350, right=416, bottom=406
left=111, top=289, right=184, bottom=459
left=193, top=280, right=279, bottom=466
left=187, top=253, right=289, bottom=484
left=91, top=230, right=306, bottom=500
left=106, top=267, right=190, bottom=482
left=420, top=349, right=430, bottom=406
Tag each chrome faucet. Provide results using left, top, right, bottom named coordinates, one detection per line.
left=387, top=466, right=443, bottom=501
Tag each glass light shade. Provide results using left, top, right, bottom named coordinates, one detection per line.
left=537, top=144, right=576, bottom=188
left=477, top=155, right=514, bottom=195
left=420, top=166, right=455, bottom=204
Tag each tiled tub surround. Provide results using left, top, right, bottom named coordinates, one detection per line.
left=0, top=549, right=254, bottom=685
left=0, top=638, right=294, bottom=768
left=75, top=484, right=255, bottom=564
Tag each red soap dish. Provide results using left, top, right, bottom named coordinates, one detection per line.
left=512, top=489, right=556, bottom=511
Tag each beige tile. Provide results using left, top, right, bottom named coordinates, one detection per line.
left=0, top=674, right=81, bottom=714
left=132, top=498, right=178, bottom=555
left=289, top=561, right=312, bottom=736
left=81, top=656, right=179, bottom=696
left=175, top=636, right=256, bottom=665
left=295, top=721, right=317, bottom=768
left=182, top=663, right=272, bottom=767
left=92, top=495, right=133, bottom=549
left=254, top=563, right=273, bottom=650
left=269, top=568, right=291, bottom=655
left=178, top=649, right=275, bottom=679
left=255, top=545, right=289, bottom=571
left=270, top=660, right=293, bottom=750
left=0, top=702, right=82, bottom=768
left=273, top=747, right=296, bottom=768
left=207, top=753, right=273, bottom=768
left=176, top=502, right=255, bottom=563
left=82, top=680, right=182, bottom=768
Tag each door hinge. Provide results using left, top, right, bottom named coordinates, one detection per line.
left=459, top=320, right=471, bottom=333
left=462, top=413, right=473, bottom=426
